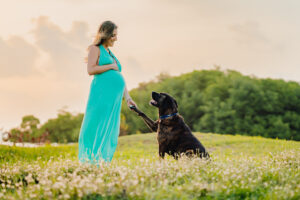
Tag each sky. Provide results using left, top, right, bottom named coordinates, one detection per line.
left=0, top=0, right=300, bottom=131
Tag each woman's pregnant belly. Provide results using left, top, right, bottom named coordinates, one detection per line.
left=92, top=70, right=125, bottom=92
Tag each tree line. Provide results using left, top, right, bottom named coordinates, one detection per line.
left=6, top=68, right=300, bottom=143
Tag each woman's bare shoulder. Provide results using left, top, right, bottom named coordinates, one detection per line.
left=88, top=44, right=100, bottom=52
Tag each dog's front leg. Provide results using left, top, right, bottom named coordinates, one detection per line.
left=130, top=106, right=158, bottom=132
left=140, top=114, right=158, bottom=132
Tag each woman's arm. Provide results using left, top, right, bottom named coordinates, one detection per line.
left=87, top=45, right=115, bottom=76
left=123, top=84, right=132, bottom=102
left=123, top=82, right=138, bottom=108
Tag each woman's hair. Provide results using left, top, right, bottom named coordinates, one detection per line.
left=84, top=21, right=118, bottom=63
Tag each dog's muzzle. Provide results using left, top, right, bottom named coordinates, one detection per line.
left=150, top=99, right=157, bottom=105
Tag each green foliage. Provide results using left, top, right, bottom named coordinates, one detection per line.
left=38, top=109, right=84, bottom=143
left=8, top=108, right=84, bottom=144
left=123, top=69, right=300, bottom=140
left=9, top=115, right=41, bottom=143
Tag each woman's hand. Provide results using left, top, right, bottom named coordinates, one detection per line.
left=127, top=98, right=137, bottom=109
left=110, top=61, right=119, bottom=71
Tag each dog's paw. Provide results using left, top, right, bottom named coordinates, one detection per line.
left=129, top=105, right=136, bottom=110
left=129, top=105, right=139, bottom=112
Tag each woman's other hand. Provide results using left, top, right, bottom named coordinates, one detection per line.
left=127, top=98, right=137, bottom=109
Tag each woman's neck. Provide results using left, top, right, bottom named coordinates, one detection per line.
left=102, top=43, right=109, bottom=50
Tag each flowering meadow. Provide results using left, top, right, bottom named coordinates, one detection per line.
left=0, top=133, right=299, bottom=200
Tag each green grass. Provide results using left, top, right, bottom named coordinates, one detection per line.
left=0, top=132, right=299, bottom=199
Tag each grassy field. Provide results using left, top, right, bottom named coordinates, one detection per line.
left=0, top=132, right=299, bottom=199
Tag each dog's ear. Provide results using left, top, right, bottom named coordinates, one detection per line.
left=174, top=99, right=178, bottom=108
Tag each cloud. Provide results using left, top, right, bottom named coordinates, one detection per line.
left=0, top=35, right=40, bottom=78
left=0, top=16, right=91, bottom=80
left=29, top=16, right=91, bottom=80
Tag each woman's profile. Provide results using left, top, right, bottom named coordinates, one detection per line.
left=78, top=20, right=137, bottom=165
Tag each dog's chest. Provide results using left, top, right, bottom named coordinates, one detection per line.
left=157, top=123, right=175, bottom=144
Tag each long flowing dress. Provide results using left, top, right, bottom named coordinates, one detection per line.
left=78, top=44, right=125, bottom=165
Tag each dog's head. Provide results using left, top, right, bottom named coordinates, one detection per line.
left=149, top=91, right=178, bottom=115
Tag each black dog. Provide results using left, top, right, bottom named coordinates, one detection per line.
left=130, top=91, right=209, bottom=160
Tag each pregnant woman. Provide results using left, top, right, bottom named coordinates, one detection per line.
left=78, top=21, right=137, bottom=165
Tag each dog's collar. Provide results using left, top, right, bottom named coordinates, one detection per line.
left=159, top=112, right=178, bottom=119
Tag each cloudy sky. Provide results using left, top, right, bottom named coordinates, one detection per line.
left=0, top=0, right=299, bottom=131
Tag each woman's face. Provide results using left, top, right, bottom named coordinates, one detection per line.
left=107, top=28, right=118, bottom=47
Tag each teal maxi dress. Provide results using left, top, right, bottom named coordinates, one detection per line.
left=78, top=44, right=125, bottom=165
